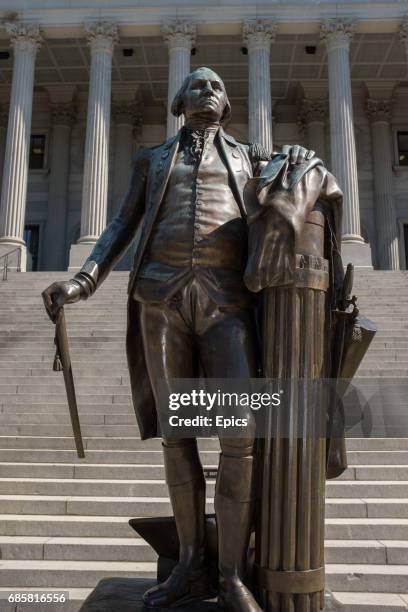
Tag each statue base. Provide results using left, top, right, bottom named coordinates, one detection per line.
left=79, top=577, right=220, bottom=611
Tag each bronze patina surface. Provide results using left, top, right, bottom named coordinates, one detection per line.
left=42, top=66, right=364, bottom=612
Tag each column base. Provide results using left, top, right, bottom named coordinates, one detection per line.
left=68, top=243, right=95, bottom=272
left=0, top=243, right=31, bottom=273
left=341, top=240, right=373, bottom=268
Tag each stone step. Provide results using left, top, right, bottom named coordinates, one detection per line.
left=0, top=494, right=408, bottom=520
left=0, top=376, right=129, bottom=386
left=0, top=436, right=220, bottom=450
left=0, top=365, right=130, bottom=375
left=0, top=338, right=124, bottom=346
left=340, top=467, right=408, bottom=481
left=0, top=415, right=137, bottom=426
left=1, top=559, right=408, bottom=592
left=0, top=463, right=171, bottom=480
left=0, top=436, right=402, bottom=451
left=327, top=519, right=408, bottom=540
left=0, top=385, right=129, bottom=395
left=0, top=425, right=145, bottom=437
left=328, top=481, right=408, bottom=499
left=347, top=451, right=408, bottom=465
left=322, top=592, right=408, bottom=611
left=0, top=559, right=156, bottom=588
left=2, top=477, right=408, bottom=499
left=0, top=478, right=214, bottom=497
left=3, top=462, right=408, bottom=482
left=326, top=564, right=408, bottom=593
left=0, top=537, right=406, bottom=565
left=0, top=330, right=125, bottom=338
left=0, top=447, right=405, bottom=466
left=4, top=514, right=407, bottom=540
left=357, top=369, right=408, bottom=376
left=0, top=449, right=214, bottom=463
left=0, top=406, right=135, bottom=415
left=0, top=515, right=139, bottom=538
left=0, top=536, right=158, bottom=562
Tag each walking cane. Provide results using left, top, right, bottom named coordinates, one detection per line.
left=43, top=301, right=85, bottom=459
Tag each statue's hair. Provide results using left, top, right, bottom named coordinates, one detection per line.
left=171, top=67, right=232, bottom=123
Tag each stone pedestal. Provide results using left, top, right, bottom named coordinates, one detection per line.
left=341, top=241, right=373, bottom=268
left=79, top=578, right=220, bottom=612
left=0, top=242, right=30, bottom=272
left=68, top=242, right=95, bottom=272
left=78, top=578, right=342, bottom=612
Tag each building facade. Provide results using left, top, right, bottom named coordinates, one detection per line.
left=0, top=0, right=407, bottom=271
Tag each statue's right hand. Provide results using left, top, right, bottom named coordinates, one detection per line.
left=42, top=280, right=84, bottom=322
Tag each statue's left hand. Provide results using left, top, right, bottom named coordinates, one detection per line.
left=281, top=144, right=315, bottom=165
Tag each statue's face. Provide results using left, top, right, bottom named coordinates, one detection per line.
left=183, top=68, right=227, bottom=122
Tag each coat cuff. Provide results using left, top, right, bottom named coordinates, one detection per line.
left=73, top=260, right=99, bottom=298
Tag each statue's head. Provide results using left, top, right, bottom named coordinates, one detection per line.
left=171, top=67, right=231, bottom=124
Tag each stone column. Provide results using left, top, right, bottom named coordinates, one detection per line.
left=399, top=19, right=408, bottom=65
left=298, top=99, right=327, bottom=160
left=112, top=100, right=141, bottom=214
left=162, top=21, right=196, bottom=138
left=367, top=98, right=400, bottom=270
left=111, top=99, right=142, bottom=271
left=0, top=23, right=42, bottom=271
left=44, top=87, right=76, bottom=271
left=321, top=19, right=371, bottom=265
left=243, top=20, right=276, bottom=152
left=0, top=106, right=8, bottom=185
left=69, top=22, right=118, bottom=269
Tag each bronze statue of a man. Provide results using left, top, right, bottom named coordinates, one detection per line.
left=43, top=67, right=325, bottom=611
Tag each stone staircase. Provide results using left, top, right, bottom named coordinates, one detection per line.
left=0, top=270, right=408, bottom=611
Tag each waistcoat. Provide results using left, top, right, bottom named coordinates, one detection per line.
left=134, top=127, right=251, bottom=306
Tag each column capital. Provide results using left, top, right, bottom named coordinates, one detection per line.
left=298, top=98, right=328, bottom=125
left=366, top=98, right=394, bottom=124
left=85, top=22, right=119, bottom=54
left=320, top=19, right=356, bottom=50
left=5, top=22, right=43, bottom=54
left=242, top=20, right=277, bottom=50
left=112, top=100, right=142, bottom=128
left=51, top=102, right=77, bottom=127
left=161, top=21, right=196, bottom=52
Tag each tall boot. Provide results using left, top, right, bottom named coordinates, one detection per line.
left=216, top=453, right=262, bottom=612
left=143, top=440, right=213, bottom=609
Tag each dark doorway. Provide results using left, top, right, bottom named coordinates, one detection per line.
left=24, top=224, right=40, bottom=271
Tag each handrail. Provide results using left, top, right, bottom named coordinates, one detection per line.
left=1, top=247, right=21, bottom=281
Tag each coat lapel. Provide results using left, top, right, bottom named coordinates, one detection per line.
left=130, top=132, right=181, bottom=286
left=218, top=128, right=250, bottom=219
left=147, top=133, right=181, bottom=212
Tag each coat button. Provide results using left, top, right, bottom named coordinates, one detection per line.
left=232, top=150, right=240, bottom=159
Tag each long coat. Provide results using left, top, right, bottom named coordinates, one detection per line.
left=78, top=127, right=341, bottom=444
